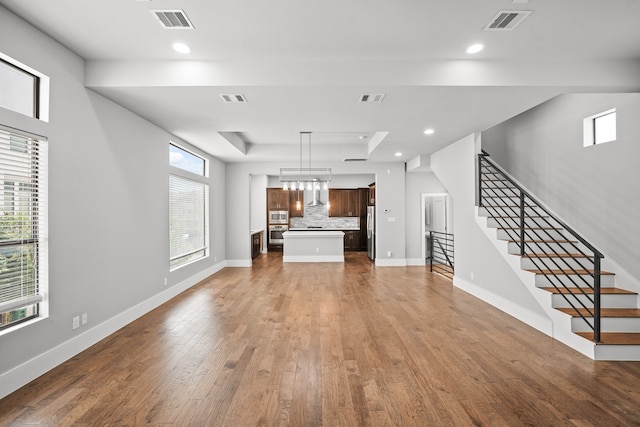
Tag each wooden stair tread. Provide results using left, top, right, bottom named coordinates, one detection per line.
left=557, top=307, right=640, bottom=317
left=506, top=239, right=577, bottom=243
left=539, top=287, right=636, bottom=295
left=523, top=253, right=592, bottom=259
left=576, top=332, right=640, bottom=345
left=498, top=226, right=562, bottom=230
left=525, top=269, right=614, bottom=275
left=487, top=214, right=549, bottom=218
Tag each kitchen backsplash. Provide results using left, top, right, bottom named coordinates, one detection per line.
left=290, top=204, right=359, bottom=229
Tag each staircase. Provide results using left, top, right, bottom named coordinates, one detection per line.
left=476, top=152, right=640, bottom=360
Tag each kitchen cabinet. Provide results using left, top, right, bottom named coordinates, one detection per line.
left=343, top=230, right=361, bottom=251
left=267, top=188, right=289, bottom=210
left=251, top=231, right=263, bottom=259
left=289, top=189, right=304, bottom=217
left=328, top=189, right=360, bottom=217
left=359, top=188, right=369, bottom=250
left=368, top=183, right=376, bottom=205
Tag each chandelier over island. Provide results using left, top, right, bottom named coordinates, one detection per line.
left=280, top=131, right=331, bottom=192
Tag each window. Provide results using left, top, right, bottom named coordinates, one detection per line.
left=169, top=144, right=208, bottom=270
left=0, top=127, right=47, bottom=332
left=583, top=108, right=616, bottom=147
left=0, top=58, right=40, bottom=118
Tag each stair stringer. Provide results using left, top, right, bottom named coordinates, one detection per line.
left=474, top=206, right=597, bottom=359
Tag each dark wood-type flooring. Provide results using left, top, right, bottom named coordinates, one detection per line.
left=2, top=252, right=640, bottom=426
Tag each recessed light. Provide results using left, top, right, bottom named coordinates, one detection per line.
left=465, top=43, right=484, bottom=54
left=395, top=152, right=402, bottom=157
left=424, top=128, right=435, bottom=135
left=172, top=42, right=191, bottom=54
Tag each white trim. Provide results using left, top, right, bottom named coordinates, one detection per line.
left=406, top=258, right=426, bottom=266
left=375, top=258, right=407, bottom=267
left=283, top=255, right=344, bottom=263
left=0, top=260, right=225, bottom=400
left=453, top=276, right=553, bottom=336
left=226, top=259, right=252, bottom=267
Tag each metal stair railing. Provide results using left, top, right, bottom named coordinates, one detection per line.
left=429, top=231, right=454, bottom=278
left=477, top=151, right=604, bottom=342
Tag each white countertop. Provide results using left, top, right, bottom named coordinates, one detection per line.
left=283, top=230, right=344, bottom=237
left=250, top=229, right=264, bottom=235
left=288, top=228, right=358, bottom=231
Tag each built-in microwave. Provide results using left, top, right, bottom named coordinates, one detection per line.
left=268, top=224, right=288, bottom=244
left=269, top=210, right=288, bottom=224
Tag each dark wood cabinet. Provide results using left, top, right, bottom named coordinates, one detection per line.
left=344, top=230, right=361, bottom=251
left=359, top=188, right=369, bottom=250
left=289, top=190, right=304, bottom=217
left=267, top=188, right=288, bottom=210
left=368, top=183, right=376, bottom=206
left=251, top=231, right=263, bottom=259
left=328, top=189, right=360, bottom=217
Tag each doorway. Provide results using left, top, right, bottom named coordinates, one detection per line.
left=421, top=193, right=452, bottom=263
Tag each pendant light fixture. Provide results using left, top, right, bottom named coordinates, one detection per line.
left=280, top=132, right=331, bottom=192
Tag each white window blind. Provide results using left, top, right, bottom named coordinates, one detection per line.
left=0, top=127, right=47, bottom=330
left=169, top=174, right=208, bottom=269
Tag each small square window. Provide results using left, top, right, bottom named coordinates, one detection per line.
left=583, top=109, right=616, bottom=147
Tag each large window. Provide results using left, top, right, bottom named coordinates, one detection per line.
left=0, top=127, right=47, bottom=332
left=169, top=143, right=208, bottom=270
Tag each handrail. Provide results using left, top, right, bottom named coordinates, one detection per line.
left=479, top=153, right=603, bottom=258
left=477, top=151, right=603, bottom=342
left=429, top=231, right=454, bottom=278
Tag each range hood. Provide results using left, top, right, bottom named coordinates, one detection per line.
left=307, top=185, right=325, bottom=206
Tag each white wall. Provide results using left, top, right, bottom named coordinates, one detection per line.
left=430, top=134, right=549, bottom=329
left=0, top=7, right=226, bottom=398
left=404, top=172, right=447, bottom=263
left=482, top=93, right=640, bottom=291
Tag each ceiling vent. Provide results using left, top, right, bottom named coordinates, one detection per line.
left=343, top=158, right=368, bottom=162
left=484, top=10, right=532, bottom=31
left=150, top=10, right=194, bottom=29
left=220, top=94, right=248, bottom=103
left=359, top=94, right=385, bottom=103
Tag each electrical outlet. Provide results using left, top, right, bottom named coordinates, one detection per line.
left=72, top=316, right=80, bottom=330
left=470, top=272, right=475, bottom=280
left=163, top=277, right=168, bottom=287
left=387, top=251, right=392, bottom=257
left=315, top=248, right=319, bottom=253
left=81, top=313, right=87, bottom=325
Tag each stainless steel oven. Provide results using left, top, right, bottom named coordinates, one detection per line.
left=269, top=210, right=288, bottom=224
left=268, top=224, right=288, bottom=244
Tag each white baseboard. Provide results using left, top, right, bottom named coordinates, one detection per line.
left=375, top=258, right=407, bottom=267
left=453, top=276, right=553, bottom=336
left=226, top=259, right=252, bottom=267
left=406, top=258, right=426, bottom=266
left=0, top=261, right=226, bottom=400
left=283, top=255, right=344, bottom=263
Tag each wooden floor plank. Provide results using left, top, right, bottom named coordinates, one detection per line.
left=1, top=252, right=640, bottom=426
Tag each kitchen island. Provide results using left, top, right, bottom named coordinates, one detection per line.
left=282, top=230, right=344, bottom=262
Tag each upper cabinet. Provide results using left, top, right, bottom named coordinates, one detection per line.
left=328, top=189, right=361, bottom=217
left=289, top=189, right=304, bottom=217
left=368, top=183, right=376, bottom=206
left=267, top=188, right=289, bottom=210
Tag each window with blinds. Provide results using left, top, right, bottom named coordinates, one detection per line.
left=169, top=144, right=208, bottom=270
left=0, top=127, right=47, bottom=331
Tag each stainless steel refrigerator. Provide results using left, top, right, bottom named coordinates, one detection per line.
left=366, top=205, right=375, bottom=261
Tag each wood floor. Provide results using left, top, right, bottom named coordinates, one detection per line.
left=2, top=252, right=640, bottom=426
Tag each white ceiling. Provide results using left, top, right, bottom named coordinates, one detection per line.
left=2, top=0, right=640, bottom=164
